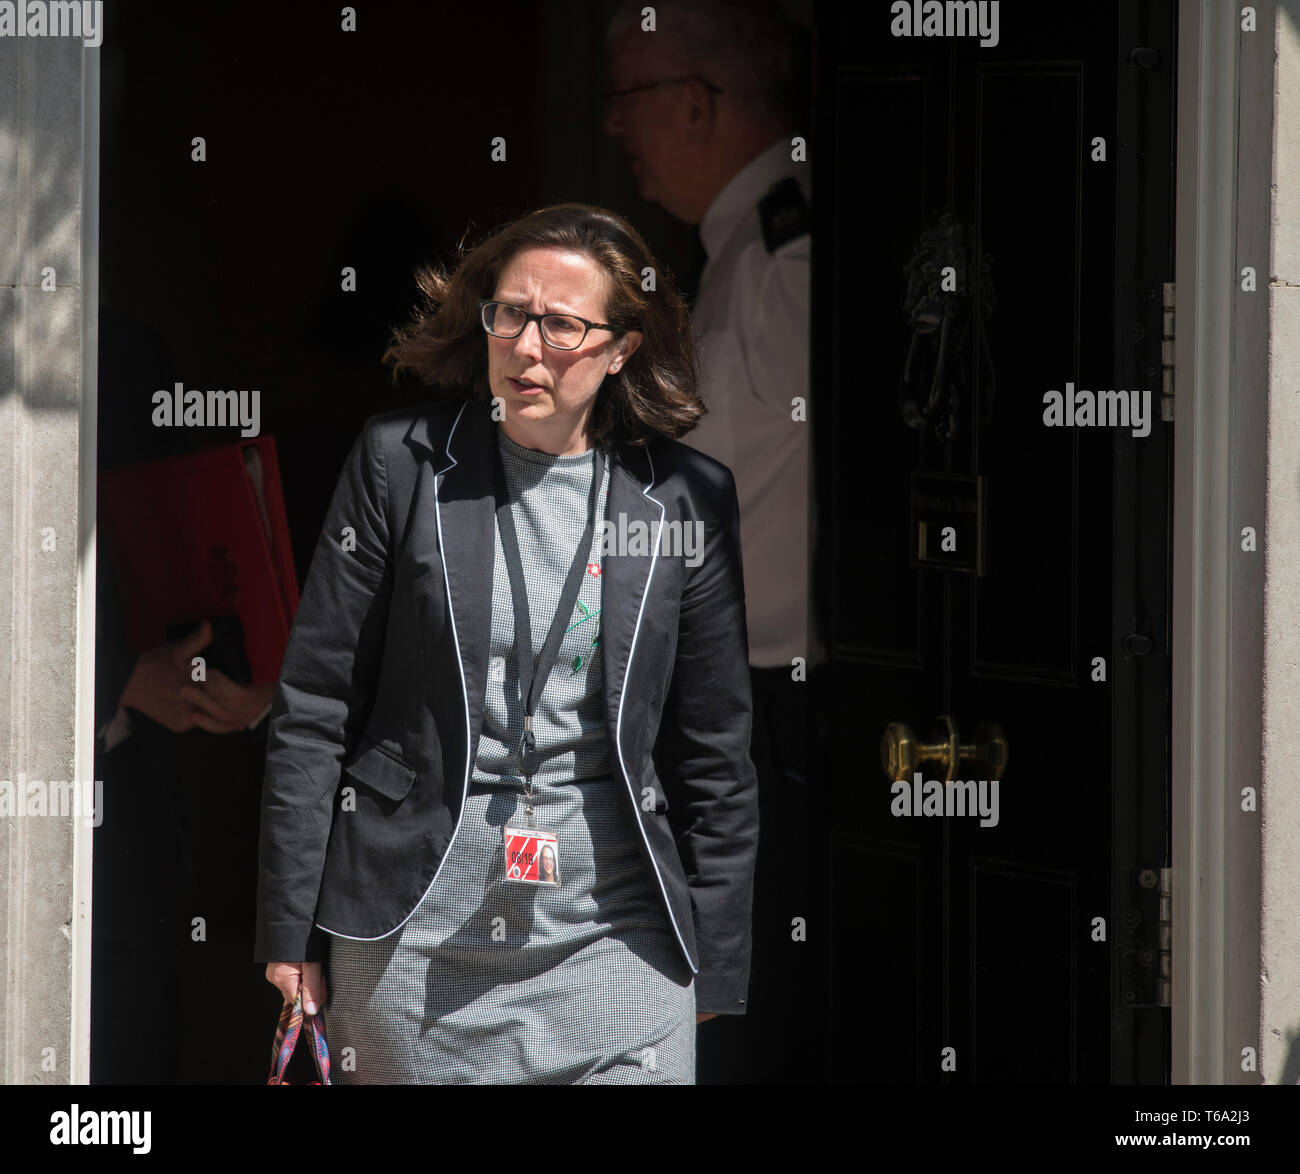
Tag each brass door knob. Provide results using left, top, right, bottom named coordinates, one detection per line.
left=881, top=715, right=1008, bottom=782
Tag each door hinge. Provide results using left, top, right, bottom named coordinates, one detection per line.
left=1159, top=866, right=1172, bottom=1007
left=1160, top=282, right=1175, bottom=421
left=1123, top=867, right=1166, bottom=1007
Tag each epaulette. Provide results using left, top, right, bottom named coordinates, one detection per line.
left=758, top=176, right=811, bottom=252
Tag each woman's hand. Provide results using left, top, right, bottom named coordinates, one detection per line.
left=266, top=961, right=328, bottom=1015
left=696, top=1012, right=718, bottom=1024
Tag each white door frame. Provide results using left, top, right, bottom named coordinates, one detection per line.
left=72, top=39, right=102, bottom=1085
left=1170, top=0, right=1276, bottom=1084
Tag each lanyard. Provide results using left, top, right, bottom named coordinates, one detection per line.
left=492, top=434, right=606, bottom=789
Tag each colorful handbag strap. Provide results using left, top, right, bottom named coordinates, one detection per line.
left=267, top=987, right=331, bottom=1085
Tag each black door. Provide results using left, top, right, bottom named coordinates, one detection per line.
left=811, top=0, right=1175, bottom=1083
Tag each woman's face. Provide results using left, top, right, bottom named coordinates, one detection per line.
left=541, top=845, right=556, bottom=876
left=486, top=246, right=641, bottom=449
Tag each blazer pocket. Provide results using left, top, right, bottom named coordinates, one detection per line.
left=341, top=740, right=418, bottom=803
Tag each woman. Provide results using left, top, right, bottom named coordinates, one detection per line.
left=255, top=202, right=759, bottom=1084
left=538, top=842, right=559, bottom=885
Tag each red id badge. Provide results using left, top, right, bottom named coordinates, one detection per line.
left=503, top=826, right=560, bottom=885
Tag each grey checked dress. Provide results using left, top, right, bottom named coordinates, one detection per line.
left=323, top=426, right=696, bottom=1084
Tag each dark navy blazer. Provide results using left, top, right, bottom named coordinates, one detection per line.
left=253, top=395, right=760, bottom=1015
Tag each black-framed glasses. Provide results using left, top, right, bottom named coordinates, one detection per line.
left=602, top=75, right=725, bottom=105
left=478, top=299, right=621, bottom=351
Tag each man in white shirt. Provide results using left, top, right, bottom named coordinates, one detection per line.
left=603, top=0, right=821, bottom=1084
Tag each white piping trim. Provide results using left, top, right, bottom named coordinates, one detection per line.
left=317, top=401, right=475, bottom=942
left=613, top=447, right=699, bottom=975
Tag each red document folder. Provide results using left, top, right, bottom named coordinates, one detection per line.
left=99, top=436, right=300, bottom=685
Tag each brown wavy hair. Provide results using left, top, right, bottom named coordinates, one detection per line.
left=382, top=202, right=704, bottom=446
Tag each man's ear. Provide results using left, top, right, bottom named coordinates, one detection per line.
left=681, top=76, right=718, bottom=135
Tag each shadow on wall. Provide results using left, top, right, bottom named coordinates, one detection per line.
left=1277, top=1024, right=1300, bottom=1084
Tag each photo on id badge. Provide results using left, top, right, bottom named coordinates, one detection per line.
left=504, top=827, right=561, bottom=885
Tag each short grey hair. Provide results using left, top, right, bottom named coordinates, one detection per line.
left=606, top=0, right=798, bottom=124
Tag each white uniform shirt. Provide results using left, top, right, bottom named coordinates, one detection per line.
left=686, top=136, right=823, bottom=669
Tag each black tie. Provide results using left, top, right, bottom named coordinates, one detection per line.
left=681, top=226, right=708, bottom=308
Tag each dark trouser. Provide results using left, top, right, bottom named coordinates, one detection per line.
left=91, top=719, right=274, bottom=1084
left=90, top=730, right=186, bottom=1083
left=695, top=662, right=824, bottom=1084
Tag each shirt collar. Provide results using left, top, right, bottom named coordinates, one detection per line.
left=698, top=136, right=799, bottom=260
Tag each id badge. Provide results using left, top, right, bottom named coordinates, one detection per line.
left=503, top=826, right=560, bottom=885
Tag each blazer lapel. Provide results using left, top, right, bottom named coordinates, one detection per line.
left=427, top=399, right=496, bottom=763
left=600, top=440, right=664, bottom=781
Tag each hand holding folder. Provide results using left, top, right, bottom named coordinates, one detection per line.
left=99, top=436, right=300, bottom=690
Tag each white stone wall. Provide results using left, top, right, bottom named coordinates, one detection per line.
left=1260, top=0, right=1300, bottom=1086
left=0, top=32, right=95, bottom=1084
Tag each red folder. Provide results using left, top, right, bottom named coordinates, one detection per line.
left=99, top=436, right=300, bottom=685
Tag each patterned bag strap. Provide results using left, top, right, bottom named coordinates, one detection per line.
left=267, top=987, right=332, bottom=1085
left=307, top=1002, right=331, bottom=1084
